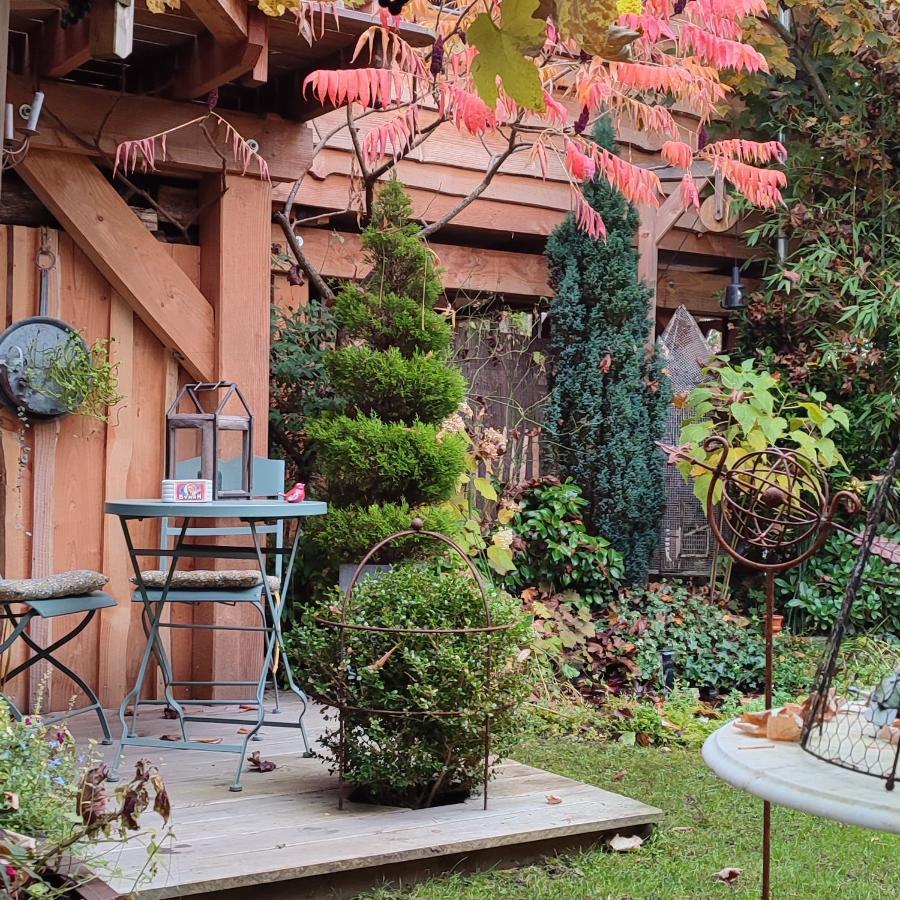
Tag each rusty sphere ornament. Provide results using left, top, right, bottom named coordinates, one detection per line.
left=703, top=438, right=853, bottom=571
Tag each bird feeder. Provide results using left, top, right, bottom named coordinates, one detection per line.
left=165, top=382, right=253, bottom=500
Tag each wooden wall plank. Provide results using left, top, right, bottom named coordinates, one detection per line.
left=17, top=150, right=216, bottom=380
left=49, top=233, right=109, bottom=710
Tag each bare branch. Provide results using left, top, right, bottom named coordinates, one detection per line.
left=273, top=209, right=336, bottom=305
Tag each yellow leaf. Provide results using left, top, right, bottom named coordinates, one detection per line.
left=553, top=0, right=620, bottom=57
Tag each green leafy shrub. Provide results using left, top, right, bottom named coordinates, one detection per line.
left=333, top=286, right=451, bottom=357
left=544, top=119, right=669, bottom=584
left=613, top=582, right=766, bottom=695
left=502, top=479, right=624, bottom=605
left=270, top=300, right=338, bottom=476
left=286, top=561, right=530, bottom=808
left=326, top=347, right=465, bottom=424
left=677, top=356, right=850, bottom=505
left=304, top=502, right=461, bottom=572
left=309, top=415, right=467, bottom=507
left=775, top=526, right=900, bottom=634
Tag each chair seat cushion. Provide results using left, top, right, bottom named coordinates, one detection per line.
left=0, top=570, right=109, bottom=603
left=133, top=570, right=281, bottom=592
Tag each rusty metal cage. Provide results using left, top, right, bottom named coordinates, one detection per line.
left=651, top=306, right=718, bottom=577
left=315, top=519, right=515, bottom=810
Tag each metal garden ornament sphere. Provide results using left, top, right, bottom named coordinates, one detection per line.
left=704, top=436, right=855, bottom=571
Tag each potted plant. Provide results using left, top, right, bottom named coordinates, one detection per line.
left=287, top=558, right=530, bottom=808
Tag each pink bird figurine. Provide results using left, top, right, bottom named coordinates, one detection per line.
left=281, top=482, right=306, bottom=503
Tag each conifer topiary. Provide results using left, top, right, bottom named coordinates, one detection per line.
left=544, top=119, right=669, bottom=584
left=307, top=180, right=467, bottom=571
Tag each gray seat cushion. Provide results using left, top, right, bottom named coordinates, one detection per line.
left=0, top=570, right=109, bottom=603
left=133, top=570, right=281, bottom=592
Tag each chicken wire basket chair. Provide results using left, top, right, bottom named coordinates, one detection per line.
left=0, top=577, right=116, bottom=743
left=132, top=456, right=302, bottom=724
left=801, top=441, right=900, bottom=791
left=651, top=306, right=718, bottom=577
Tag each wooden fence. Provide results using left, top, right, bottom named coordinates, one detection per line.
left=454, top=317, right=549, bottom=486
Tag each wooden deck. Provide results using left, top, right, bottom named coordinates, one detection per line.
left=69, top=697, right=661, bottom=899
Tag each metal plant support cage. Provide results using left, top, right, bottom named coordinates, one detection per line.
left=652, top=306, right=719, bottom=577
left=800, top=441, right=900, bottom=791
left=316, top=519, right=515, bottom=810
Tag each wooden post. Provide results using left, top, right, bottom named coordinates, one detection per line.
left=196, top=174, right=271, bottom=697
left=89, top=0, right=135, bottom=61
left=637, top=205, right=658, bottom=346
left=0, top=0, right=9, bottom=199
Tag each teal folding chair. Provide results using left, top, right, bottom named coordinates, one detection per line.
left=1, top=589, right=115, bottom=743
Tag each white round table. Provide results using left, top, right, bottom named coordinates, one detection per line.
left=702, top=721, right=900, bottom=834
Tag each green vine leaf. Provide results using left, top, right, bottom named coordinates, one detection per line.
left=469, top=0, right=546, bottom=110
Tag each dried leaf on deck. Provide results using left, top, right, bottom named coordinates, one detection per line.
left=713, top=866, right=742, bottom=885
left=608, top=833, right=643, bottom=852
left=546, top=794, right=562, bottom=805
left=248, top=750, right=277, bottom=773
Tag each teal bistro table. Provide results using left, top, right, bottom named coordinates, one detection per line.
left=104, top=498, right=327, bottom=791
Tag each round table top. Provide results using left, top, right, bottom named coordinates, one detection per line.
left=105, top=499, right=328, bottom=519
left=702, top=720, right=900, bottom=834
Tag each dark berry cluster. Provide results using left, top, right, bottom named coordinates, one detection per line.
left=378, top=0, right=410, bottom=14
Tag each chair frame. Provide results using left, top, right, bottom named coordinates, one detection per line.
left=1, top=594, right=114, bottom=743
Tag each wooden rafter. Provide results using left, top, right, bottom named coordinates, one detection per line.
left=5, top=74, right=313, bottom=182
left=41, top=11, right=91, bottom=78
left=187, top=0, right=250, bottom=45
left=174, top=7, right=268, bottom=99
left=17, top=150, right=215, bottom=380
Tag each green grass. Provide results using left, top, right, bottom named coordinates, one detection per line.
left=365, top=736, right=900, bottom=900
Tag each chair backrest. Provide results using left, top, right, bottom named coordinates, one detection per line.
left=173, top=456, right=285, bottom=498
left=159, top=456, right=286, bottom=574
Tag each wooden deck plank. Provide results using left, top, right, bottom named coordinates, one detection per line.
left=66, top=698, right=660, bottom=898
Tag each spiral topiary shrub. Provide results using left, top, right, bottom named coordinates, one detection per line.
left=286, top=560, right=530, bottom=808
left=308, top=179, right=468, bottom=568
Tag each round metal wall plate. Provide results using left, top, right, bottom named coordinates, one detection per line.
left=0, top=316, right=88, bottom=420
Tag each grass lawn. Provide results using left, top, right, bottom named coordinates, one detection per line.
left=367, top=736, right=900, bottom=900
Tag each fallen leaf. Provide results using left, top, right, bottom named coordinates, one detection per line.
left=2, top=792, right=19, bottom=811
left=599, top=353, right=612, bottom=373
left=546, top=794, right=562, bottom=805
left=160, top=734, right=182, bottom=742
left=612, top=769, right=627, bottom=782
left=609, top=833, right=643, bottom=852
left=195, top=737, right=223, bottom=745
left=672, top=826, right=692, bottom=832
left=162, top=707, right=180, bottom=720
left=237, top=727, right=253, bottom=735
left=713, top=867, right=742, bottom=885
left=766, top=708, right=802, bottom=742
left=238, top=704, right=256, bottom=712
left=247, top=750, right=276, bottom=773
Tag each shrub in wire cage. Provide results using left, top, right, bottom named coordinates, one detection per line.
left=286, top=558, right=531, bottom=809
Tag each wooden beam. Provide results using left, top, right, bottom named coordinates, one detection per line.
left=174, top=8, right=268, bottom=99
left=89, top=0, right=135, bottom=60
left=17, top=150, right=215, bottom=380
left=0, top=0, right=9, bottom=199
left=185, top=0, right=248, bottom=45
left=657, top=269, right=759, bottom=316
left=6, top=74, right=312, bottom=182
left=41, top=11, right=91, bottom=77
left=197, top=174, right=271, bottom=698
left=279, top=227, right=553, bottom=298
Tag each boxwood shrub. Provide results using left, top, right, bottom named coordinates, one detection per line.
left=286, top=561, right=530, bottom=808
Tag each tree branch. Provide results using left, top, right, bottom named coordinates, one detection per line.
left=766, top=14, right=840, bottom=121
left=273, top=209, right=336, bottom=305
left=417, top=132, right=521, bottom=240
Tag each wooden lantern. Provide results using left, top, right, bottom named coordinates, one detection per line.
left=165, top=382, right=253, bottom=500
